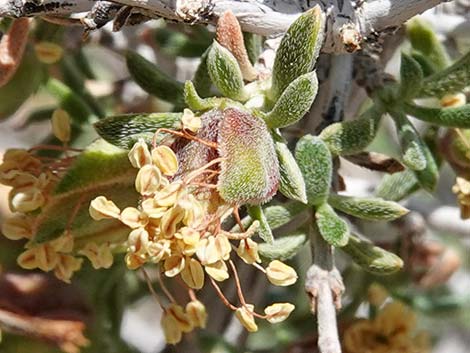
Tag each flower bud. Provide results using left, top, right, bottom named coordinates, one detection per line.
left=367, top=283, right=388, bottom=307
left=135, top=165, right=161, bottom=195
left=181, top=258, right=204, bottom=289
left=54, top=254, right=83, bottom=283
left=127, top=228, right=150, bottom=254
left=17, top=245, right=58, bottom=271
left=236, top=238, right=261, bottom=264
left=35, top=41, right=64, bottom=64
left=120, top=207, right=148, bottom=229
left=235, top=304, right=258, bottom=332
left=1, top=214, right=34, bottom=240
left=154, top=182, right=181, bottom=207
left=166, top=304, right=193, bottom=333
left=264, top=303, right=295, bottom=324
left=89, top=196, right=121, bottom=220
left=164, top=255, right=185, bottom=277
left=181, top=109, right=202, bottom=133
left=160, top=206, right=185, bottom=238
left=147, top=239, right=171, bottom=263
left=440, top=93, right=466, bottom=108
left=161, top=310, right=182, bottom=345
left=266, top=260, right=298, bottom=286
left=185, top=300, right=207, bottom=328
left=152, top=145, right=179, bottom=176
left=79, top=242, right=114, bottom=269
left=204, top=260, right=229, bottom=282
left=51, top=109, right=71, bottom=143
left=128, top=138, right=152, bottom=168
left=10, top=187, right=45, bottom=212
left=125, top=252, right=146, bottom=270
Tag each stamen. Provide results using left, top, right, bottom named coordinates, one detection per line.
left=183, top=157, right=225, bottom=185
left=152, top=128, right=217, bottom=149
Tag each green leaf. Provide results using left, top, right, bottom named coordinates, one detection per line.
left=94, top=113, right=182, bottom=149
left=184, top=80, right=218, bottom=111
left=393, top=112, right=427, bottom=171
left=154, top=26, right=212, bottom=58
left=413, top=137, right=439, bottom=192
left=399, top=53, right=423, bottom=100
left=0, top=46, right=44, bottom=120
left=375, top=170, right=419, bottom=201
left=328, top=194, right=408, bottom=221
left=217, top=108, right=279, bottom=204
left=405, top=103, right=470, bottom=128
left=243, top=32, right=263, bottom=65
left=55, top=139, right=136, bottom=194
left=411, top=51, right=438, bottom=77
left=319, top=105, right=383, bottom=155
left=193, top=48, right=212, bottom=98
left=125, top=50, right=184, bottom=105
left=315, top=203, right=349, bottom=247
left=264, top=72, right=318, bottom=129
left=247, top=205, right=273, bottom=243
left=231, top=201, right=307, bottom=233
left=341, top=234, right=403, bottom=275
left=295, top=135, right=332, bottom=206
left=270, top=6, right=325, bottom=100
left=419, top=51, right=470, bottom=97
left=275, top=142, right=307, bottom=203
left=406, top=18, right=450, bottom=71
left=258, top=232, right=307, bottom=261
left=207, top=41, right=246, bottom=101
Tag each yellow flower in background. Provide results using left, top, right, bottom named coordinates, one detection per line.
left=452, top=177, right=470, bottom=219
left=343, top=301, right=430, bottom=353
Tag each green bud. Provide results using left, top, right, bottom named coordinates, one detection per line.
left=295, top=135, right=332, bottom=206
left=315, top=203, right=349, bottom=247
left=319, top=105, right=383, bottom=155
left=270, top=6, right=325, bottom=100
left=405, top=103, right=470, bottom=129
left=419, top=51, right=470, bottom=97
left=399, top=53, right=423, bottom=100
left=328, top=194, right=409, bottom=221
left=125, top=50, right=184, bottom=105
left=275, top=142, right=307, bottom=203
left=341, top=234, right=403, bottom=275
left=258, top=232, right=307, bottom=261
left=207, top=41, right=246, bottom=101
left=264, top=72, right=318, bottom=128
left=247, top=205, right=273, bottom=243
left=94, top=113, right=182, bottom=149
left=393, top=112, right=427, bottom=171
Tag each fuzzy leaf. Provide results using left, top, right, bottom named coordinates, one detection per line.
left=154, top=26, right=212, bottom=58
left=193, top=48, right=212, bottom=98
left=217, top=108, right=279, bottom=204
left=247, top=205, right=273, bottom=243
left=184, top=80, right=218, bottom=111
left=413, top=137, right=439, bottom=192
left=55, top=139, right=136, bottom=194
left=319, top=106, right=382, bottom=155
left=243, top=32, right=262, bottom=65
left=411, top=52, right=438, bottom=77
left=375, top=170, right=419, bottom=201
left=94, top=113, right=182, bottom=149
left=341, top=234, right=403, bottom=275
left=264, top=72, right=318, bottom=129
left=258, top=232, right=307, bottom=261
left=419, top=51, right=470, bottom=97
left=393, top=112, right=427, bottom=171
left=295, top=135, right=332, bottom=206
left=315, top=203, right=349, bottom=247
left=405, top=103, right=470, bottom=128
left=406, top=18, right=450, bottom=71
left=328, top=194, right=408, bottom=221
left=270, top=6, right=325, bottom=100
left=207, top=41, right=246, bottom=101
left=399, top=53, right=423, bottom=100
left=231, top=202, right=307, bottom=233
left=126, top=50, right=184, bottom=105
left=0, top=46, right=44, bottom=120
left=275, top=142, right=307, bottom=203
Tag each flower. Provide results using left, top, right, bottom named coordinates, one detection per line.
left=452, top=177, right=470, bottom=219
left=264, top=303, right=295, bottom=324
left=51, top=109, right=71, bottom=143
left=343, top=301, right=430, bottom=353
left=235, top=305, right=258, bottom=332
left=266, top=260, right=298, bottom=286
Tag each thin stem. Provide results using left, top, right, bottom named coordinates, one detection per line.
left=156, top=268, right=177, bottom=303
left=209, top=277, right=237, bottom=311
left=228, top=259, right=246, bottom=306
left=141, top=268, right=166, bottom=310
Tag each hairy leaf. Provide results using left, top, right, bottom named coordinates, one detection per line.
left=275, top=142, right=307, bottom=203
left=328, top=194, right=409, bottom=221
left=315, top=203, right=349, bottom=247
left=207, top=41, right=246, bottom=101
left=193, top=48, right=212, bottom=98
left=295, top=135, right=332, bottom=206
left=217, top=108, right=279, bottom=204
left=405, top=103, right=470, bottom=128
left=264, top=72, right=318, bottom=128
left=375, top=170, right=419, bottom=201
left=399, top=53, right=423, bottom=100
left=184, top=80, right=218, bottom=111
left=247, top=205, right=273, bottom=243
left=94, top=113, right=182, bottom=149
left=341, top=234, right=403, bottom=275
left=258, top=232, right=307, bottom=261
left=126, top=50, right=184, bottom=105
left=393, top=112, right=427, bottom=171
left=319, top=105, right=382, bottom=155
left=270, top=6, right=325, bottom=100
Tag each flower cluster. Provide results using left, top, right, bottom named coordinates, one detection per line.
left=0, top=110, right=114, bottom=281
left=89, top=117, right=297, bottom=343
left=343, top=285, right=430, bottom=353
